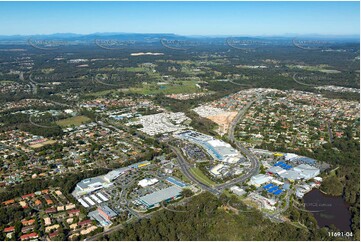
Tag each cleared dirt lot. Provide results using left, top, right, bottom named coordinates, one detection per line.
left=207, top=111, right=237, bottom=135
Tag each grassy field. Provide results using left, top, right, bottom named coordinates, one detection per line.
left=128, top=80, right=202, bottom=95
left=189, top=167, right=216, bottom=186
left=85, top=89, right=119, bottom=97
left=56, top=115, right=91, bottom=127
left=121, top=67, right=149, bottom=72
left=287, top=64, right=340, bottom=73
left=30, top=140, right=57, bottom=149
left=41, top=68, right=55, bottom=74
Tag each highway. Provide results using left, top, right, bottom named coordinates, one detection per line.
left=292, top=73, right=316, bottom=87
left=216, top=96, right=262, bottom=191
left=170, top=146, right=221, bottom=196
left=19, top=71, right=37, bottom=95
left=170, top=96, right=262, bottom=193
left=227, top=97, right=260, bottom=143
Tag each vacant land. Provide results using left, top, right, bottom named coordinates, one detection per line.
left=207, top=111, right=238, bottom=135
left=56, top=115, right=91, bottom=127
left=189, top=167, right=216, bottom=186
left=29, top=139, right=57, bottom=149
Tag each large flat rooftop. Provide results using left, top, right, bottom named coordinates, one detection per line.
left=175, top=130, right=241, bottom=161
left=77, top=176, right=107, bottom=190
left=138, top=185, right=182, bottom=207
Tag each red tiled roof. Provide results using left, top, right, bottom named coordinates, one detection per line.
left=2, top=199, right=15, bottom=205
left=45, top=208, right=57, bottom=213
left=4, top=226, right=15, bottom=233
left=78, top=219, right=92, bottom=226
left=21, top=193, right=35, bottom=199
left=67, top=209, right=80, bottom=214
left=21, top=219, right=35, bottom=226
left=20, top=232, right=38, bottom=240
left=41, top=189, right=49, bottom=194
left=49, top=230, right=59, bottom=238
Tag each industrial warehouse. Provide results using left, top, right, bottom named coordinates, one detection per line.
left=242, top=151, right=324, bottom=212
left=135, top=185, right=183, bottom=209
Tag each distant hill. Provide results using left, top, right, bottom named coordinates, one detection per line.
left=0, top=32, right=358, bottom=45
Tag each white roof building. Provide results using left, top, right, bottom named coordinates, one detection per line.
left=138, top=178, right=159, bottom=187
left=210, top=164, right=225, bottom=177
left=230, top=186, right=246, bottom=196
left=267, top=166, right=286, bottom=175
left=249, top=174, right=272, bottom=187
left=293, top=164, right=320, bottom=180
left=285, top=153, right=299, bottom=161
left=103, top=167, right=131, bottom=182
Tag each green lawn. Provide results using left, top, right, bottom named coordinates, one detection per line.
left=121, top=67, right=149, bottom=72
left=56, top=115, right=91, bottom=127
left=85, top=89, right=118, bottom=97
left=286, top=64, right=340, bottom=73
left=41, top=68, right=55, bottom=74
left=189, top=167, right=216, bottom=186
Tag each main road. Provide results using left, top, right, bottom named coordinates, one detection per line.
left=171, top=95, right=262, bottom=193
left=216, top=96, right=262, bottom=190
left=170, top=146, right=221, bottom=196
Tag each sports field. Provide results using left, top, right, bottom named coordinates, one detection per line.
left=56, top=115, right=91, bottom=127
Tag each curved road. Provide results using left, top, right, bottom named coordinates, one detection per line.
left=171, top=96, right=262, bottom=194
left=292, top=73, right=317, bottom=87
left=216, top=96, right=262, bottom=190
left=170, top=146, right=221, bottom=196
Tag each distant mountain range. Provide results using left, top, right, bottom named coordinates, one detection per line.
left=0, top=32, right=358, bottom=44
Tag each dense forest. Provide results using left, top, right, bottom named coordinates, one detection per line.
left=102, top=192, right=333, bottom=241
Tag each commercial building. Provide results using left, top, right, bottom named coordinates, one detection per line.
left=267, top=166, right=286, bottom=175
left=97, top=205, right=117, bottom=221
left=279, top=170, right=302, bottom=182
left=74, top=176, right=110, bottom=196
left=165, top=177, right=188, bottom=188
left=129, top=160, right=150, bottom=169
left=210, top=164, right=230, bottom=177
left=267, top=160, right=320, bottom=182
left=73, top=161, right=151, bottom=198
left=285, top=153, right=299, bottom=161
left=138, top=178, right=159, bottom=187
left=248, top=192, right=277, bottom=211
left=89, top=212, right=111, bottom=226
left=175, top=130, right=243, bottom=163
left=249, top=174, right=273, bottom=187
left=127, top=112, right=190, bottom=136
left=293, top=164, right=320, bottom=180
left=103, top=167, right=131, bottom=182
left=230, top=186, right=246, bottom=196
left=137, top=185, right=182, bottom=209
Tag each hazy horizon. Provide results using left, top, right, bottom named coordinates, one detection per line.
left=0, top=1, right=359, bottom=36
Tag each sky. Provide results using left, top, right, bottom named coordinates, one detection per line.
left=0, top=1, right=359, bottom=36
